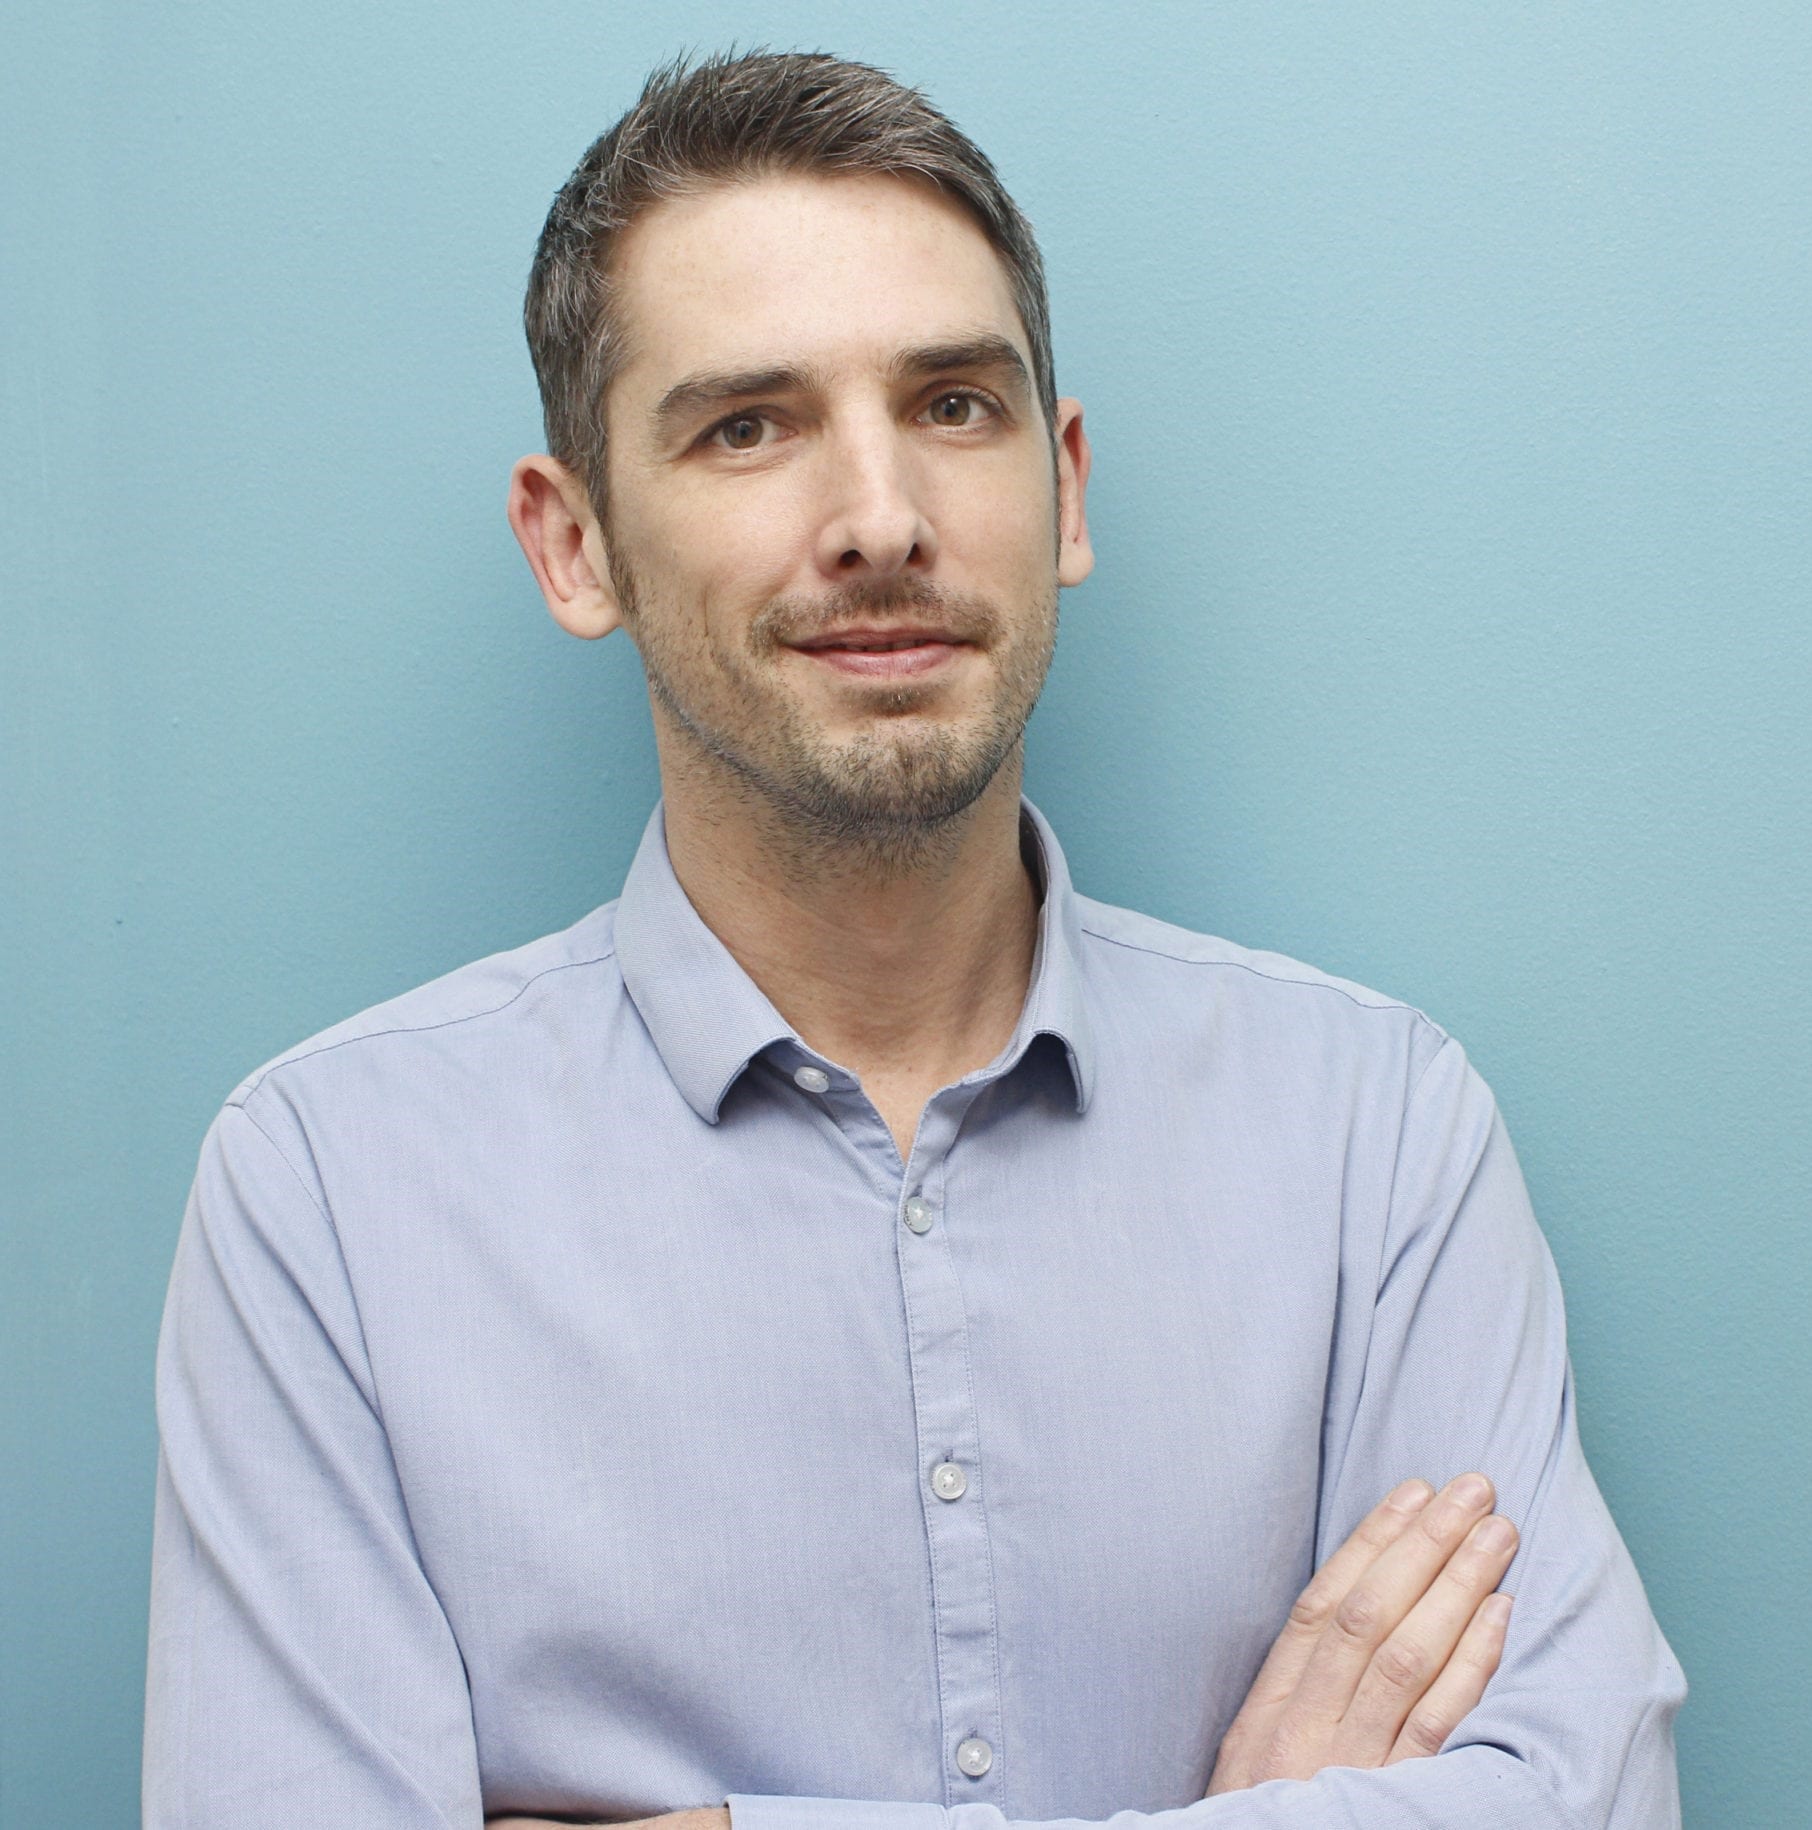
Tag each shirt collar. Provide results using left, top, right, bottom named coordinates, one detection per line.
left=613, top=798, right=1097, bottom=1123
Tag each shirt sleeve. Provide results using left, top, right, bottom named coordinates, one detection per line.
left=143, top=1099, right=485, bottom=1829
left=727, top=1036, right=1685, bottom=1830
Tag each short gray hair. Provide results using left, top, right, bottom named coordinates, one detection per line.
left=524, top=50, right=1056, bottom=505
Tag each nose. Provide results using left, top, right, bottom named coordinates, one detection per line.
left=811, top=417, right=939, bottom=581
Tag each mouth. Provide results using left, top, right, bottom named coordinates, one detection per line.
left=786, top=624, right=972, bottom=681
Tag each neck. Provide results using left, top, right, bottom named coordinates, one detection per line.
left=656, top=736, right=1041, bottom=1149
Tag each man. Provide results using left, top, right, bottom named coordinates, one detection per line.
left=144, top=50, right=1683, bottom=1829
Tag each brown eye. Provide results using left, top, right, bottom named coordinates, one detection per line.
left=719, top=415, right=765, bottom=450
left=927, top=393, right=977, bottom=427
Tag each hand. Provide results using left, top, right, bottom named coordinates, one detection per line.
left=1207, top=1473, right=1517, bottom=1794
left=488, top=1811, right=729, bottom=1829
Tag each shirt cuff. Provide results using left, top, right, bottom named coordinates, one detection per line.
left=728, top=1795, right=948, bottom=1830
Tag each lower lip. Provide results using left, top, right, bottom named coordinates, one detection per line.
left=794, top=641, right=965, bottom=680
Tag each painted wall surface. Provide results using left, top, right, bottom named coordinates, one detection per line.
left=4, top=3, right=1808, bottom=1822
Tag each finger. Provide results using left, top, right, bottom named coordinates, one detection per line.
left=1234, top=1479, right=1436, bottom=1713
left=1336, top=1511, right=1519, bottom=1756
left=1386, top=1591, right=1513, bottom=1762
left=1287, top=1472, right=1497, bottom=1717
left=1209, top=1478, right=1437, bottom=1794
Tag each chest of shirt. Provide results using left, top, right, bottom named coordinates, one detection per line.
left=313, top=1048, right=1353, bottom=1811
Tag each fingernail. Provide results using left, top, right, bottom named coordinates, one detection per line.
left=1484, top=1593, right=1513, bottom=1629
left=1473, top=1515, right=1516, bottom=1553
left=1388, top=1479, right=1434, bottom=1512
left=1452, top=1473, right=1492, bottom=1508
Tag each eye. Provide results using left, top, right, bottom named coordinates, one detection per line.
left=710, top=412, right=772, bottom=452
left=923, top=390, right=995, bottom=428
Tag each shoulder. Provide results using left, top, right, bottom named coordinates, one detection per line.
left=226, top=901, right=624, bottom=1115
left=1077, top=891, right=1442, bottom=1029
left=1064, top=891, right=1467, bottom=1123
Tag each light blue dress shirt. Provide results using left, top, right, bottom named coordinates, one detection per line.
left=145, top=803, right=1683, bottom=1828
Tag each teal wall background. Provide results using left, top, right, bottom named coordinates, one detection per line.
left=4, top=1, right=1808, bottom=1822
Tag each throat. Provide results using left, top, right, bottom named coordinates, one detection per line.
left=660, top=755, right=1043, bottom=1124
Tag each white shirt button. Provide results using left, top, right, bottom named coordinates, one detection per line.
left=955, top=1736, right=993, bottom=1778
left=931, top=1461, right=967, bottom=1501
left=792, top=1065, right=831, bottom=1094
left=903, top=1196, right=932, bottom=1234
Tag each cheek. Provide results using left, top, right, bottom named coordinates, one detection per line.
left=936, top=453, right=1057, bottom=555
left=676, top=489, right=814, bottom=608
left=614, top=510, right=772, bottom=654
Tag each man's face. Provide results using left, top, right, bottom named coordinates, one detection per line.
left=595, top=170, right=1092, bottom=845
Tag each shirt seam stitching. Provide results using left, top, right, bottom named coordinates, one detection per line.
left=1076, top=920, right=1439, bottom=1020
left=228, top=949, right=619, bottom=1102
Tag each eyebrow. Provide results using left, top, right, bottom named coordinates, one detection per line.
left=889, top=333, right=1031, bottom=395
left=652, top=332, right=1033, bottom=438
left=653, top=363, right=827, bottom=436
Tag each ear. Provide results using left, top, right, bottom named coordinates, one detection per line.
left=507, top=454, right=622, bottom=639
left=1052, top=398, right=1094, bottom=588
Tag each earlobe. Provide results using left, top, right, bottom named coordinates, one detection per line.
left=1053, top=399, right=1095, bottom=588
left=506, top=454, right=623, bottom=640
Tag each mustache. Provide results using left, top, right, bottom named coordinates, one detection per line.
left=749, top=578, right=1002, bottom=649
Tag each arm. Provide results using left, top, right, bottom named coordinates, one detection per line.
left=488, top=1818, right=731, bottom=1830
left=718, top=1039, right=1684, bottom=1830
left=492, top=1477, right=1513, bottom=1829
left=508, top=1469, right=1512, bottom=1830
left=144, top=1102, right=486, bottom=1828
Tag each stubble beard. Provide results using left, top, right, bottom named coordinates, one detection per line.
left=613, top=557, right=1057, bottom=872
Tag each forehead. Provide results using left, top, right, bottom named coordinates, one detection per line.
left=607, top=171, right=1028, bottom=401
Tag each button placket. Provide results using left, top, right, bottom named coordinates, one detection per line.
left=892, top=1095, right=1005, bottom=1807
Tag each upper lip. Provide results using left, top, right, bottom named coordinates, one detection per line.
left=789, top=624, right=966, bottom=651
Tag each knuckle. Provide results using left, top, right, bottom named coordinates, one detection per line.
left=1414, top=1505, right=1458, bottom=1548
left=1446, top=1538, right=1513, bottom=1594
left=1435, top=1554, right=1488, bottom=1598
left=1247, top=1671, right=1300, bottom=1710
left=1288, top=1585, right=1333, bottom=1632
left=1333, top=1585, right=1385, bottom=1642
left=1372, top=1636, right=1429, bottom=1693
left=1401, top=1707, right=1452, bottom=1756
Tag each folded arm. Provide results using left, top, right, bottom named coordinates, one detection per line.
left=150, top=1046, right=1682, bottom=1829
left=488, top=1470, right=1523, bottom=1829
left=716, top=1041, right=1684, bottom=1829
